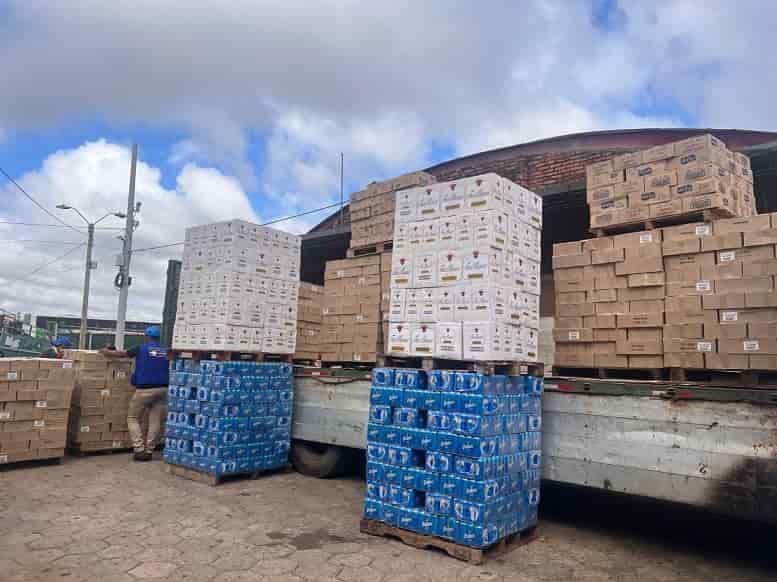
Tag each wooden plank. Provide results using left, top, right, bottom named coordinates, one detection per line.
left=543, top=411, right=776, bottom=459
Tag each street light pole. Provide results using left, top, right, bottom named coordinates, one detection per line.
left=115, top=143, right=138, bottom=351
left=79, top=222, right=95, bottom=349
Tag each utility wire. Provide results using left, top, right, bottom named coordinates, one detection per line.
left=0, top=220, right=122, bottom=230
left=0, top=166, right=84, bottom=235
left=131, top=200, right=345, bottom=254
left=0, top=239, right=83, bottom=245
left=14, top=243, right=86, bottom=284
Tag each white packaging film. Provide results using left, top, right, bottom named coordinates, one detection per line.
left=387, top=173, right=542, bottom=360
left=173, top=219, right=301, bottom=353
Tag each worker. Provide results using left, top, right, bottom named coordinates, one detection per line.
left=43, top=337, right=71, bottom=358
left=100, top=326, right=169, bottom=462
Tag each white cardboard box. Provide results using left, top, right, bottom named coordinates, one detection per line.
left=463, top=322, right=507, bottom=361
left=387, top=323, right=412, bottom=356
left=390, top=252, right=414, bottom=288
left=437, top=248, right=464, bottom=286
left=435, top=323, right=463, bottom=358
left=410, top=323, right=436, bottom=357
left=413, top=252, right=438, bottom=288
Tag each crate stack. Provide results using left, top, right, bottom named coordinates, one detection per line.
left=350, top=171, right=436, bottom=251
left=587, top=134, right=755, bottom=231
left=172, top=220, right=301, bottom=354
left=164, top=360, right=293, bottom=476
left=293, top=283, right=324, bottom=362
left=64, top=350, right=134, bottom=453
left=320, top=255, right=384, bottom=363
left=0, top=358, right=75, bottom=464
left=386, top=173, right=542, bottom=361
left=553, top=211, right=777, bottom=372
left=363, top=368, right=542, bottom=550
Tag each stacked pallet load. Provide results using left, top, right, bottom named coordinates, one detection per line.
left=320, top=255, right=384, bottom=363
left=172, top=219, right=301, bottom=354
left=587, top=134, right=755, bottom=232
left=362, top=368, right=542, bottom=553
left=166, top=218, right=300, bottom=480
left=386, top=173, right=542, bottom=361
left=64, top=350, right=134, bottom=452
left=293, top=283, right=324, bottom=362
left=350, top=171, right=436, bottom=252
left=553, top=212, right=777, bottom=375
left=164, top=360, right=293, bottom=478
left=0, top=358, right=75, bottom=464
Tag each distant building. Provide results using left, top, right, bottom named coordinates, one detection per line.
left=35, top=315, right=160, bottom=349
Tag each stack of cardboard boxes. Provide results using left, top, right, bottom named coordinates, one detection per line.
left=173, top=219, right=301, bottom=354
left=553, top=213, right=777, bottom=371
left=64, top=350, right=135, bottom=452
left=293, top=283, right=324, bottom=361
left=386, top=173, right=543, bottom=361
left=0, top=358, right=74, bottom=463
left=320, top=254, right=389, bottom=362
left=587, top=134, right=755, bottom=231
left=350, top=172, right=436, bottom=249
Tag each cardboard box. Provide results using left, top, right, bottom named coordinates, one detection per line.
left=682, top=193, right=736, bottom=215
left=552, top=252, right=591, bottom=269
left=594, top=276, right=628, bottom=290
left=717, top=245, right=774, bottom=265
left=582, top=237, right=615, bottom=252
left=557, top=303, right=596, bottom=317
left=627, top=273, right=665, bottom=287
left=589, top=289, right=618, bottom=303
left=587, top=159, right=615, bottom=177
left=594, top=353, right=628, bottom=368
left=673, top=134, right=725, bottom=157
left=649, top=200, right=684, bottom=219
left=702, top=294, right=745, bottom=310
left=555, top=279, right=596, bottom=293
left=553, top=241, right=583, bottom=257
left=615, top=257, right=663, bottom=276
left=612, top=151, right=643, bottom=171
left=701, top=263, right=743, bottom=281
left=618, top=286, right=665, bottom=302
left=664, top=353, right=705, bottom=368
left=664, top=252, right=715, bottom=271
left=592, top=248, right=625, bottom=265
left=590, top=198, right=628, bottom=215
left=630, top=187, right=672, bottom=208
left=663, top=338, right=716, bottom=353
left=613, top=231, right=662, bottom=248
left=553, top=329, right=594, bottom=343
left=587, top=184, right=619, bottom=203
left=700, top=232, right=743, bottom=253
left=662, top=222, right=713, bottom=241
left=743, top=261, right=777, bottom=277
left=743, top=229, right=777, bottom=247
left=593, top=329, right=619, bottom=342
left=629, top=299, right=665, bottom=313
left=662, top=238, right=701, bottom=256
left=719, top=308, right=777, bottom=323
left=628, top=355, right=663, bottom=368
left=595, top=302, right=629, bottom=315
left=617, top=313, right=663, bottom=328
left=664, top=323, right=704, bottom=339
left=716, top=277, right=773, bottom=295
left=556, top=317, right=584, bottom=329
left=667, top=280, right=713, bottom=297
left=584, top=315, right=617, bottom=329
left=556, top=291, right=587, bottom=305
left=713, top=215, right=771, bottom=234
left=704, top=323, right=748, bottom=339
left=719, top=338, right=777, bottom=355
left=745, top=291, right=777, bottom=308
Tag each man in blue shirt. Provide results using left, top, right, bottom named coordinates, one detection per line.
left=101, top=326, right=168, bottom=462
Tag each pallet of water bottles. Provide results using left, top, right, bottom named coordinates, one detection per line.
left=163, top=358, right=293, bottom=480
left=361, top=365, right=542, bottom=557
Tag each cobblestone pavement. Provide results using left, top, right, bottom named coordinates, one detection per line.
left=0, top=454, right=773, bottom=582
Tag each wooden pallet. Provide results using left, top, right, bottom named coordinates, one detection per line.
left=377, top=354, right=544, bottom=377
left=668, top=367, right=777, bottom=388
left=0, top=456, right=63, bottom=471
left=359, top=518, right=538, bottom=565
left=68, top=446, right=133, bottom=457
left=553, top=366, right=665, bottom=381
left=168, top=350, right=293, bottom=363
left=347, top=240, right=393, bottom=258
left=165, top=462, right=289, bottom=486
left=591, top=209, right=733, bottom=237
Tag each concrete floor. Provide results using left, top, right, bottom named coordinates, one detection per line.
left=0, top=453, right=773, bottom=582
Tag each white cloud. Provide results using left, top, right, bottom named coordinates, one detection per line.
left=0, top=140, right=259, bottom=321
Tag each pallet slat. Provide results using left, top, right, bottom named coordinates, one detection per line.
left=347, top=240, right=393, bottom=258
left=591, top=209, right=732, bottom=237
left=360, top=518, right=537, bottom=564
left=378, top=355, right=544, bottom=377
left=165, top=462, right=288, bottom=486
left=168, top=350, right=293, bottom=363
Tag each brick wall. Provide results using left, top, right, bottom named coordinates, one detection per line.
left=429, top=149, right=634, bottom=192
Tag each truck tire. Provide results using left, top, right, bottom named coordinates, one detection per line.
left=291, top=440, right=347, bottom=478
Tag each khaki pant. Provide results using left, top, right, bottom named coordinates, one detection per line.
left=127, top=387, right=167, bottom=453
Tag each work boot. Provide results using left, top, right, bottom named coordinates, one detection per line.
left=133, top=451, right=152, bottom=462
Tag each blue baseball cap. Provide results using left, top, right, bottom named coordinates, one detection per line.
left=145, top=326, right=161, bottom=338
left=52, top=337, right=72, bottom=348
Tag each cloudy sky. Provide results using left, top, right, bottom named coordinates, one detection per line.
left=1, top=0, right=775, bottom=323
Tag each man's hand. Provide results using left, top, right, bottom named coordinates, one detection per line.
left=100, top=347, right=128, bottom=358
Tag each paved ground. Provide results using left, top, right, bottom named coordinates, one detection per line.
left=0, top=453, right=774, bottom=582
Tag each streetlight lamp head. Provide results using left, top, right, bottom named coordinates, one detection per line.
left=56, top=204, right=71, bottom=210
left=114, top=212, right=127, bottom=219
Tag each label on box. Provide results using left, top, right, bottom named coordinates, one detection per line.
left=100, top=389, right=111, bottom=396
left=62, top=361, right=73, bottom=369
left=697, top=341, right=713, bottom=352
left=353, top=353, right=363, bottom=361
left=116, top=371, right=127, bottom=379
left=7, top=371, right=18, bottom=381
left=33, top=420, right=45, bottom=428
left=639, top=234, right=653, bottom=244
left=695, top=280, right=711, bottom=291
left=0, top=454, right=7, bottom=464
left=81, top=425, right=91, bottom=433
left=322, top=308, right=330, bottom=315
left=335, top=270, right=344, bottom=278
left=720, top=251, right=736, bottom=263
left=112, top=440, right=123, bottom=448
left=568, top=331, right=580, bottom=340
left=743, top=340, right=760, bottom=352
left=721, top=311, right=738, bottom=322
left=35, top=400, right=48, bottom=409
left=0, top=412, right=10, bottom=420
left=695, top=225, right=711, bottom=236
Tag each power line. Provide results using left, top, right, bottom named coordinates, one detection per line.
left=0, top=239, right=83, bottom=245
left=0, top=166, right=84, bottom=235
left=131, top=200, right=345, bottom=254
left=0, top=220, right=122, bottom=230
left=14, top=243, right=86, bottom=284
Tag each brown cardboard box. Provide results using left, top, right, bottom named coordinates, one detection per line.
left=555, top=352, right=595, bottom=367
left=743, top=228, right=777, bottom=247
left=584, top=315, right=616, bottom=329
left=615, top=257, right=663, bottom=276
left=587, top=183, right=620, bottom=203
left=717, top=245, right=774, bottom=265
left=719, top=338, right=777, bottom=355
left=617, top=313, right=663, bottom=328
left=613, top=231, right=663, bottom=248
left=743, top=261, right=777, bottom=277
left=556, top=291, right=587, bottom=305
left=553, top=241, right=583, bottom=257
left=704, top=323, right=748, bottom=339
left=713, top=214, right=771, bottom=234
left=552, top=329, right=594, bottom=342
left=748, top=355, right=777, bottom=370
left=612, top=151, right=643, bottom=170
left=673, top=134, right=725, bottom=157
left=664, top=252, right=715, bottom=271
left=667, top=280, right=713, bottom=297
left=582, top=237, right=615, bottom=252
left=662, top=238, right=701, bottom=256
left=665, top=264, right=704, bottom=283
left=629, top=299, right=664, bottom=313
left=618, top=286, right=665, bottom=302
left=557, top=303, right=596, bottom=317
left=586, top=159, right=615, bottom=177
left=676, top=162, right=729, bottom=184
left=665, top=353, right=705, bottom=368
left=748, top=323, right=777, bottom=337
left=624, top=243, right=662, bottom=260
left=649, top=200, right=684, bottom=219
left=555, top=279, right=596, bottom=293
left=594, top=276, right=628, bottom=290
left=629, top=187, right=672, bottom=208
left=595, top=302, right=629, bottom=315
left=745, top=291, right=777, bottom=308
left=716, top=277, right=773, bottom=295
left=664, top=323, right=704, bottom=339
left=614, top=207, right=651, bottom=225
left=703, top=294, right=746, bottom=310
left=594, top=353, right=629, bottom=368
left=626, top=160, right=672, bottom=181
left=589, top=212, right=618, bottom=229
left=590, top=198, right=628, bottom=215
left=555, top=317, right=584, bottom=329
left=627, top=273, right=665, bottom=287
left=642, top=143, right=676, bottom=164
left=667, top=311, right=718, bottom=325
left=591, top=247, right=625, bottom=264
left=624, top=328, right=662, bottom=342
left=682, top=193, right=735, bottom=214
left=662, top=222, right=713, bottom=241
left=553, top=266, right=590, bottom=283
left=663, top=338, right=716, bottom=353
left=628, top=355, right=664, bottom=368
left=701, top=263, right=743, bottom=281
left=644, top=171, right=678, bottom=190
left=593, top=329, right=619, bottom=342
left=700, top=232, right=743, bottom=253
left=719, top=308, right=777, bottom=323
left=552, top=252, right=592, bottom=269
left=587, top=288, right=617, bottom=303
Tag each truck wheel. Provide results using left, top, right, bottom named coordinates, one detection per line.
left=291, top=440, right=347, bottom=478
